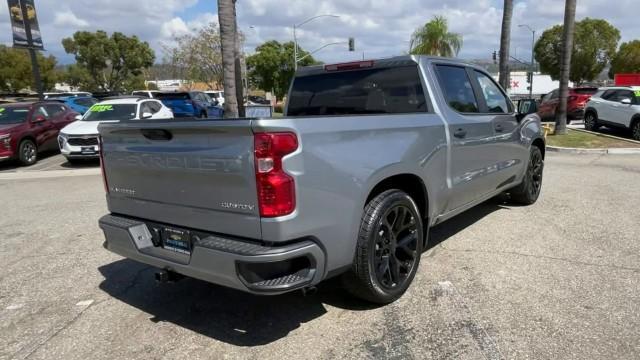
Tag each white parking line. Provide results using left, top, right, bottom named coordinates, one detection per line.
left=0, top=168, right=100, bottom=180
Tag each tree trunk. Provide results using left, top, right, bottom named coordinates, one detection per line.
left=498, top=0, right=513, bottom=91
left=555, top=0, right=577, bottom=135
left=234, top=8, right=245, bottom=118
left=218, top=0, right=239, bottom=118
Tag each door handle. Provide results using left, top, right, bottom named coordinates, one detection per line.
left=495, top=124, right=504, bottom=133
left=453, top=128, right=467, bottom=139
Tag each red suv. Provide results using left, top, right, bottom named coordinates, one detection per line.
left=0, top=102, right=79, bottom=166
left=537, top=87, right=599, bottom=123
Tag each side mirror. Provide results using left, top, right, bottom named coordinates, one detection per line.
left=518, top=99, right=538, bottom=115
left=141, top=112, right=153, bottom=119
left=621, top=98, right=632, bottom=105
left=74, top=114, right=83, bottom=121
left=32, top=115, right=46, bottom=123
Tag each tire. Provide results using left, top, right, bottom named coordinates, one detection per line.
left=18, top=139, right=38, bottom=166
left=584, top=111, right=599, bottom=131
left=342, top=189, right=424, bottom=304
left=200, top=111, right=207, bottom=119
left=510, top=146, right=544, bottom=205
left=631, top=119, right=640, bottom=141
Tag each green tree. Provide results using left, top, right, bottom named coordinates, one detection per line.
left=534, top=18, right=620, bottom=85
left=609, top=40, right=640, bottom=78
left=246, top=40, right=316, bottom=100
left=409, top=16, right=462, bottom=57
left=163, top=22, right=224, bottom=89
left=0, top=45, right=58, bottom=92
left=62, top=30, right=155, bottom=92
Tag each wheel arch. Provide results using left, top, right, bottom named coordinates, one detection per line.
left=18, top=135, right=37, bottom=148
left=584, top=107, right=598, bottom=118
left=631, top=114, right=640, bottom=129
left=365, top=173, right=430, bottom=247
left=531, top=137, right=546, bottom=159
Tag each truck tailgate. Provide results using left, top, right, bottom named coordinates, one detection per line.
left=99, top=119, right=261, bottom=239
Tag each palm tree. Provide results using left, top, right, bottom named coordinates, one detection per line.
left=498, top=0, right=513, bottom=90
left=410, top=16, right=462, bottom=57
left=218, top=0, right=238, bottom=118
left=555, top=0, right=577, bottom=135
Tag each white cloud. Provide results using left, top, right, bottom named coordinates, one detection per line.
left=0, top=0, right=637, bottom=65
left=161, top=18, right=190, bottom=39
left=53, top=10, right=89, bottom=28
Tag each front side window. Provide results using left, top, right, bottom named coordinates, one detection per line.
left=45, top=105, right=65, bottom=117
left=287, top=65, right=428, bottom=116
left=613, top=90, right=635, bottom=103
left=435, top=65, right=478, bottom=113
left=474, top=71, right=510, bottom=113
left=34, top=106, right=49, bottom=118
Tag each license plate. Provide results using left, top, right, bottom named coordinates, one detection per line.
left=162, top=227, right=191, bottom=254
left=81, top=146, right=97, bottom=154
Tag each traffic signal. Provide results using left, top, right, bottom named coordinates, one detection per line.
left=492, top=51, right=497, bottom=64
left=348, top=38, right=355, bottom=51
left=527, top=71, right=533, bottom=83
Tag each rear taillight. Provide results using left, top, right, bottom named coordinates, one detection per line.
left=98, top=136, right=109, bottom=193
left=254, top=132, right=298, bottom=217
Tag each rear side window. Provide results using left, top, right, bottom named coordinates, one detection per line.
left=287, top=66, right=428, bottom=116
left=434, top=65, right=478, bottom=113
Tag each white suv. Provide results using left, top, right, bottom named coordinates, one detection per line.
left=58, top=98, right=173, bottom=161
left=584, top=86, right=640, bottom=140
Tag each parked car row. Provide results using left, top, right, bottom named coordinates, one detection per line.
left=1, top=91, right=227, bottom=167
left=584, top=86, right=640, bottom=140
left=58, top=97, right=174, bottom=162
left=532, top=85, right=640, bottom=140
left=537, top=87, right=598, bottom=123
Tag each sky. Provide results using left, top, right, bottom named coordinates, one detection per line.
left=0, top=0, right=638, bottom=65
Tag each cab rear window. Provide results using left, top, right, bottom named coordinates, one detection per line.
left=287, top=66, right=428, bottom=116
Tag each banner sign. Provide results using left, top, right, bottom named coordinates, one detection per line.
left=7, top=0, right=43, bottom=49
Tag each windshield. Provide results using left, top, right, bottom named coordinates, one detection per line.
left=83, top=104, right=137, bottom=121
left=0, top=106, right=29, bottom=124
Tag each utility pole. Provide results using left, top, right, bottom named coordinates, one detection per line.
left=519, top=24, right=536, bottom=99
left=529, top=30, right=535, bottom=99
left=293, top=14, right=340, bottom=71
left=19, top=0, right=43, bottom=100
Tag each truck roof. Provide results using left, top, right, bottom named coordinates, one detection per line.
left=296, top=55, right=481, bottom=77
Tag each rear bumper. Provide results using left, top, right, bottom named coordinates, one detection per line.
left=99, top=214, right=326, bottom=295
left=568, top=107, right=585, bottom=120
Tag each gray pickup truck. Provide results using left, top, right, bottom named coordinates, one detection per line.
left=98, top=56, right=544, bottom=304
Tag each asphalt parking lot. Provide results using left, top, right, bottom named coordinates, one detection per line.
left=1, top=153, right=639, bottom=360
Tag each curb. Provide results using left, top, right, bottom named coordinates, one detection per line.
left=571, top=128, right=640, bottom=145
left=0, top=168, right=101, bottom=180
left=546, top=146, right=640, bottom=154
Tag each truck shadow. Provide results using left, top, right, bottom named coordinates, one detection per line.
left=98, top=197, right=509, bottom=347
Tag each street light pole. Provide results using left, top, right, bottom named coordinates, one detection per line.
left=519, top=24, right=536, bottom=99
left=293, top=14, right=340, bottom=71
